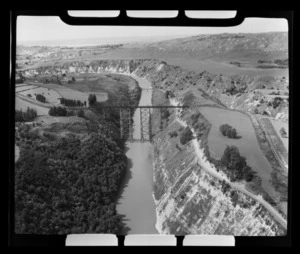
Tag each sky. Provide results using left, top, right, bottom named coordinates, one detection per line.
left=17, top=11, right=288, bottom=44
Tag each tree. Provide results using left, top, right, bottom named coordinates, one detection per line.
left=88, top=94, right=97, bottom=106
left=180, top=127, right=194, bottom=145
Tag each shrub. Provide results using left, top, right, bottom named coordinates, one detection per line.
left=66, top=110, right=75, bottom=116
left=27, top=94, right=32, bottom=97
left=168, top=131, right=178, bottom=138
left=36, top=94, right=46, bottom=103
left=180, top=127, right=194, bottom=145
left=279, top=127, right=287, bottom=138
left=77, top=109, right=85, bottom=118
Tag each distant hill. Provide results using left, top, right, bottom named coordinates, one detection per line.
left=101, top=32, right=288, bottom=63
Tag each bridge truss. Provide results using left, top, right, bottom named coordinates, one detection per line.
left=100, top=106, right=188, bottom=142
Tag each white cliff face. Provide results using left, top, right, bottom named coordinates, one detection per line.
left=152, top=119, right=286, bottom=236
left=152, top=97, right=286, bottom=236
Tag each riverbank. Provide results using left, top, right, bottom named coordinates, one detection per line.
left=116, top=74, right=158, bottom=234
left=150, top=96, right=287, bottom=234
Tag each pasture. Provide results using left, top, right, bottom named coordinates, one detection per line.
left=198, top=106, right=279, bottom=202
left=17, top=86, right=61, bottom=104
left=15, top=96, right=49, bottom=115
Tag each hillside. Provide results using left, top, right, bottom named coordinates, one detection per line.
left=17, top=32, right=288, bottom=76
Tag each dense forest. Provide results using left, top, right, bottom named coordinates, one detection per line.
left=15, top=116, right=127, bottom=234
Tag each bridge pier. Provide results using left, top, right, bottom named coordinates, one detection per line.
left=117, top=105, right=188, bottom=142
left=120, top=108, right=133, bottom=141
left=140, top=108, right=151, bottom=142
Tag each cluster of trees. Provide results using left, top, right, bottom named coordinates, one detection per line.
left=219, top=124, right=240, bottom=139
left=36, top=94, right=46, bottom=103
left=88, top=94, right=97, bottom=106
left=15, top=107, right=37, bottom=122
left=179, top=127, right=194, bottom=145
left=271, top=97, right=283, bottom=109
left=221, top=145, right=256, bottom=182
left=274, top=59, right=288, bottom=66
left=60, top=98, right=86, bottom=107
left=48, top=106, right=68, bottom=116
left=258, top=60, right=272, bottom=64
left=15, top=118, right=127, bottom=234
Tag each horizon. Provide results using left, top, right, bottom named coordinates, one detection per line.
left=17, top=16, right=288, bottom=46
left=17, top=30, right=288, bottom=47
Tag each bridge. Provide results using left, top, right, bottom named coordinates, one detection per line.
left=98, top=106, right=188, bottom=142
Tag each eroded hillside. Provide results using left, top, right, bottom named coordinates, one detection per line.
left=152, top=119, right=286, bottom=236
left=18, top=59, right=289, bottom=122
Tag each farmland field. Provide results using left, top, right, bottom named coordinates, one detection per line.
left=28, top=81, right=108, bottom=103
left=18, top=86, right=61, bottom=104
left=198, top=106, right=279, bottom=201
left=16, top=96, right=49, bottom=115
left=15, top=85, right=39, bottom=92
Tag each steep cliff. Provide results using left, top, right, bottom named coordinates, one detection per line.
left=152, top=117, right=286, bottom=236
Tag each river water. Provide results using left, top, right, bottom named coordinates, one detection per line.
left=116, top=75, right=158, bottom=234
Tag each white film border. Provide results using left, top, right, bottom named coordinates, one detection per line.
left=65, top=234, right=235, bottom=246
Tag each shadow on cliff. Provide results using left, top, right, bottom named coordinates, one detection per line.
left=115, top=156, right=133, bottom=235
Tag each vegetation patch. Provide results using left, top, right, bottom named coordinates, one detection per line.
left=15, top=107, right=37, bottom=122
left=219, top=124, right=241, bottom=139
left=48, top=106, right=68, bottom=116
left=36, top=94, right=46, bottom=103
left=179, top=127, right=194, bottom=145
left=60, top=98, right=85, bottom=107
left=15, top=121, right=127, bottom=234
left=220, top=146, right=257, bottom=182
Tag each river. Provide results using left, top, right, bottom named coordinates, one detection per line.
left=116, top=75, right=158, bottom=234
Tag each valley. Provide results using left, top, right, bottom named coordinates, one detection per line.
left=14, top=31, right=289, bottom=236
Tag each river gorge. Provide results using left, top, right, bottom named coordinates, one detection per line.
left=18, top=59, right=288, bottom=236
left=116, top=75, right=158, bottom=234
